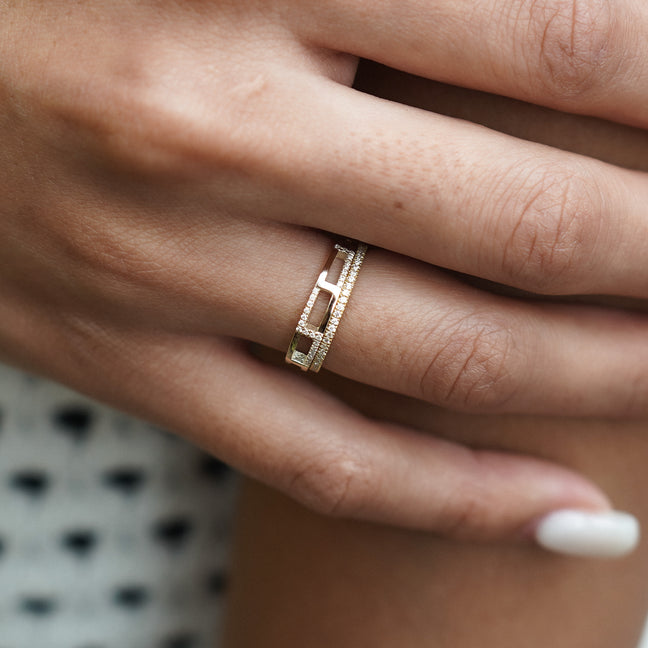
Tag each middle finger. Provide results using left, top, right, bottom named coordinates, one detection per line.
left=262, top=77, right=648, bottom=298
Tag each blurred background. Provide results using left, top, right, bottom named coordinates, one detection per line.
left=0, top=365, right=237, bottom=648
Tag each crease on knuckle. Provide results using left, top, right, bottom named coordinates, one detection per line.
left=436, top=480, right=484, bottom=540
left=526, top=0, right=616, bottom=99
left=285, top=447, right=372, bottom=518
left=54, top=310, right=124, bottom=384
left=61, top=217, right=171, bottom=299
left=500, top=165, right=601, bottom=291
left=417, top=314, right=522, bottom=412
left=622, top=371, right=648, bottom=417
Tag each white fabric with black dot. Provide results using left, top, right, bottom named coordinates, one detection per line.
left=0, top=363, right=236, bottom=648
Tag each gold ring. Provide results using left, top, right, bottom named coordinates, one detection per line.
left=286, top=239, right=368, bottom=372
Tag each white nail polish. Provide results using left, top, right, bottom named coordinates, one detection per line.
left=534, top=510, right=640, bottom=558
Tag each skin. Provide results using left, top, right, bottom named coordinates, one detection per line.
left=2, top=2, right=648, bottom=644
left=222, top=65, right=648, bottom=647
left=4, top=0, right=648, bottom=545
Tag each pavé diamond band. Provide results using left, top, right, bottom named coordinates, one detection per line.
left=286, top=239, right=368, bottom=373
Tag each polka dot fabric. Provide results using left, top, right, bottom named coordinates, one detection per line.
left=0, top=363, right=236, bottom=648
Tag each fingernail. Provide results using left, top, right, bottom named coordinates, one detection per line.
left=534, top=510, right=640, bottom=558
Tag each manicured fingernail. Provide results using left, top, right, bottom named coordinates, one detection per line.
left=534, top=510, right=640, bottom=558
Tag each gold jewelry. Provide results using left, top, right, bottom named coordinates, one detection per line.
left=286, top=239, right=368, bottom=372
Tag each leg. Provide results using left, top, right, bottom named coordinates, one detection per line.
left=223, top=404, right=648, bottom=648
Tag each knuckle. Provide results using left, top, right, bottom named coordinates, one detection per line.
left=499, top=165, right=602, bottom=291
left=285, top=446, right=373, bottom=518
left=54, top=310, right=125, bottom=388
left=622, top=371, right=648, bottom=417
left=524, top=0, right=617, bottom=100
left=417, top=314, right=523, bottom=412
left=61, top=216, right=165, bottom=294
left=98, top=92, right=251, bottom=178
left=50, top=53, right=274, bottom=179
left=435, top=479, right=489, bottom=540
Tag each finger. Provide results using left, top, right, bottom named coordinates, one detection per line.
left=87, top=68, right=648, bottom=300
left=353, top=61, right=648, bottom=175
left=252, top=77, right=648, bottom=299
left=294, top=0, right=648, bottom=128
left=54, top=325, right=615, bottom=549
left=182, top=224, right=648, bottom=418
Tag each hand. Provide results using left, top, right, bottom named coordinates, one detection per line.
left=1, top=0, right=647, bottom=545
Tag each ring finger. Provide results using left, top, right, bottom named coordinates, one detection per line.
left=209, top=224, right=648, bottom=417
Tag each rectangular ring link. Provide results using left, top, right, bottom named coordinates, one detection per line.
left=286, top=239, right=367, bottom=372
